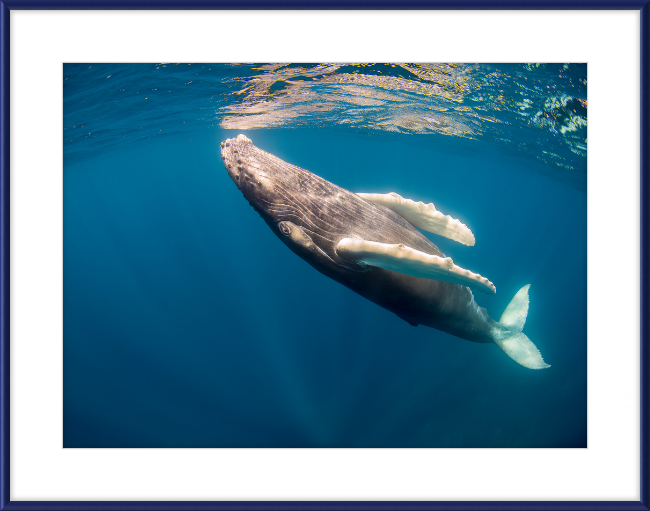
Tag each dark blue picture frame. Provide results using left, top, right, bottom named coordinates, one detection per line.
left=0, top=2, right=647, bottom=510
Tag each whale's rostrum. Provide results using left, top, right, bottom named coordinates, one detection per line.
left=220, top=134, right=549, bottom=370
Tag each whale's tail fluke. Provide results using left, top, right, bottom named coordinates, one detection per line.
left=491, top=285, right=550, bottom=370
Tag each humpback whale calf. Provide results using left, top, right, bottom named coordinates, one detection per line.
left=221, top=135, right=549, bottom=370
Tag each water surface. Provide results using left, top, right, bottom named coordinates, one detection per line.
left=63, top=63, right=587, bottom=447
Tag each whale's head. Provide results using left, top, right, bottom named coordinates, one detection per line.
left=221, top=134, right=255, bottom=193
left=220, top=134, right=323, bottom=225
left=220, top=135, right=284, bottom=213
left=221, top=134, right=357, bottom=273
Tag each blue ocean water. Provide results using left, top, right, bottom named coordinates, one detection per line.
left=63, top=63, right=587, bottom=448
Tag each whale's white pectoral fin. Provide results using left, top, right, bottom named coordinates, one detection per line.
left=357, top=192, right=476, bottom=247
left=336, top=238, right=496, bottom=294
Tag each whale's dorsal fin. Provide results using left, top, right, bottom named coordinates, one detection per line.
left=397, top=315, right=419, bottom=327
left=336, top=238, right=495, bottom=294
left=357, top=192, right=475, bottom=247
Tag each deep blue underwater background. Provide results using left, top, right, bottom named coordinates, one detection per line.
left=63, top=64, right=587, bottom=448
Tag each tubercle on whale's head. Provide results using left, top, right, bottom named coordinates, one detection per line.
left=220, top=134, right=253, bottom=188
left=220, top=134, right=279, bottom=214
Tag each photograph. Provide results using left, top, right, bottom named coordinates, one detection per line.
left=63, top=63, right=587, bottom=448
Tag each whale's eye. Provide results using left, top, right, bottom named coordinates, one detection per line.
left=279, top=222, right=291, bottom=236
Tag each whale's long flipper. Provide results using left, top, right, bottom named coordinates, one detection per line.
left=491, top=285, right=550, bottom=369
left=336, top=238, right=495, bottom=294
left=357, top=192, right=476, bottom=246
